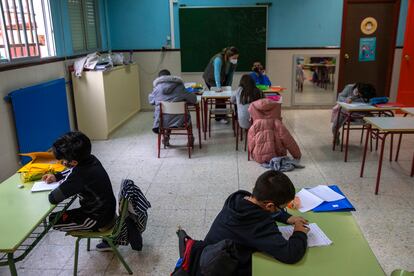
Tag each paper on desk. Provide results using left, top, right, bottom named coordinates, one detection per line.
left=278, top=223, right=332, bottom=247
left=31, top=181, right=60, bottom=192
left=296, top=189, right=324, bottom=212
left=184, top=82, right=196, bottom=88
left=344, top=103, right=374, bottom=108
left=308, top=185, right=345, bottom=202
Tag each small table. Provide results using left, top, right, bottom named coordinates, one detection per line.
left=401, top=107, right=414, bottom=116
left=0, top=174, right=74, bottom=276
left=262, top=87, right=286, bottom=95
left=333, top=102, right=400, bottom=162
left=360, top=117, right=414, bottom=194
left=253, top=210, right=384, bottom=276
left=201, top=90, right=233, bottom=140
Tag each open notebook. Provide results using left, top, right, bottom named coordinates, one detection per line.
left=31, top=181, right=60, bottom=192
left=296, top=185, right=345, bottom=212
left=278, top=223, right=332, bottom=247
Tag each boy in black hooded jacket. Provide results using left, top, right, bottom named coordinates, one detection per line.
left=204, top=170, right=309, bottom=276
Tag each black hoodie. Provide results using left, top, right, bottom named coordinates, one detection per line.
left=204, top=190, right=307, bottom=276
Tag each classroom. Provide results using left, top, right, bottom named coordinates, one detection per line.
left=0, top=0, right=413, bottom=275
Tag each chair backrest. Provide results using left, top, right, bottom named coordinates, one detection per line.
left=160, top=101, right=186, bottom=115
left=110, top=198, right=129, bottom=238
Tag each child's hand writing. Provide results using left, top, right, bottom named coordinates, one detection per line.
left=293, top=221, right=310, bottom=234
left=287, top=216, right=308, bottom=225
left=345, top=98, right=353, bottom=103
left=42, top=174, right=56, bottom=184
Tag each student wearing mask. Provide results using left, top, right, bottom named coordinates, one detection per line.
left=203, top=46, right=239, bottom=123
left=250, top=62, right=272, bottom=86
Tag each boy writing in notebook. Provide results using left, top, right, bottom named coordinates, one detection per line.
left=43, top=131, right=116, bottom=232
left=204, top=170, right=309, bottom=276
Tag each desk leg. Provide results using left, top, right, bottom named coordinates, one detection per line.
left=333, top=106, right=342, bottom=151
left=200, top=101, right=204, bottom=139
left=344, top=114, right=351, bottom=162
left=203, top=99, right=208, bottom=140
left=395, top=133, right=403, bottom=161
left=360, top=124, right=371, bottom=178
left=389, top=133, right=394, bottom=162
left=411, top=153, right=414, bottom=177
left=196, top=104, right=202, bottom=149
left=7, top=253, right=17, bottom=276
left=375, top=132, right=389, bottom=195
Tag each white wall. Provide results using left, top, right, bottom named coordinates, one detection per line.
left=0, top=61, right=74, bottom=181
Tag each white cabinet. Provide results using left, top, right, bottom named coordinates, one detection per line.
left=72, top=64, right=140, bottom=140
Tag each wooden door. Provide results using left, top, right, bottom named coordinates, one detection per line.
left=397, top=0, right=414, bottom=105
left=338, top=0, right=401, bottom=97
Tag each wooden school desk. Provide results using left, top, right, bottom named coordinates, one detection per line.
left=394, top=107, right=414, bottom=161
left=0, top=174, right=74, bottom=276
left=333, top=102, right=400, bottom=162
left=201, top=90, right=233, bottom=140
left=360, top=117, right=414, bottom=194
left=262, top=86, right=286, bottom=95
left=253, top=211, right=384, bottom=276
left=401, top=107, right=414, bottom=116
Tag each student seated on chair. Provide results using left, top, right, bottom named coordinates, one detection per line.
left=204, top=170, right=309, bottom=276
left=231, top=74, right=264, bottom=130
left=331, top=83, right=377, bottom=139
left=148, top=69, right=197, bottom=146
left=44, top=131, right=116, bottom=232
left=249, top=61, right=271, bottom=86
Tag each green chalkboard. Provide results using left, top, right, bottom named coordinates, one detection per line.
left=179, top=6, right=267, bottom=72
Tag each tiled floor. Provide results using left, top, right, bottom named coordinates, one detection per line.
left=1, top=109, right=413, bottom=276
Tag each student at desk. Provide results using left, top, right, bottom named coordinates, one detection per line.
left=204, top=171, right=309, bottom=276
left=250, top=61, right=272, bottom=86
left=43, top=131, right=116, bottom=234
left=331, top=83, right=376, bottom=140
left=231, top=74, right=264, bottom=130
left=149, top=69, right=197, bottom=146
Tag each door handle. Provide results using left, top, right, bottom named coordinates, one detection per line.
left=344, top=53, right=350, bottom=60
left=404, top=54, right=410, bottom=61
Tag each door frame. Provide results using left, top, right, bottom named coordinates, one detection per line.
left=338, top=0, right=401, bottom=96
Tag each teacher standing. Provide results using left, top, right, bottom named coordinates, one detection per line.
left=203, top=46, right=239, bottom=123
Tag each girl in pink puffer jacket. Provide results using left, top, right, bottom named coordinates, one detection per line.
left=248, top=99, right=301, bottom=164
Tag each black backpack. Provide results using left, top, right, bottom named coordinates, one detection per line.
left=171, top=228, right=238, bottom=276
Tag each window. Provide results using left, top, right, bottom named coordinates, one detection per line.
left=68, top=0, right=99, bottom=53
left=0, top=0, right=55, bottom=62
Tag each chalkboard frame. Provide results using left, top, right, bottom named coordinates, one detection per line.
left=179, top=6, right=268, bottom=72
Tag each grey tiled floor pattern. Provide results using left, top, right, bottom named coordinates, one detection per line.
left=1, top=110, right=413, bottom=276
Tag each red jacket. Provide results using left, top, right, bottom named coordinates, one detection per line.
left=248, top=99, right=301, bottom=163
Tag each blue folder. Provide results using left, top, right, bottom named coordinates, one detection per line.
left=312, top=185, right=356, bottom=212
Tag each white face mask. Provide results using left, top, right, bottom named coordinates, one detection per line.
left=352, top=88, right=359, bottom=96
left=230, top=59, right=238, bottom=65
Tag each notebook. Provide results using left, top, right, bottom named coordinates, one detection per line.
left=278, top=223, right=332, bottom=247
left=31, top=181, right=60, bottom=192
left=296, top=185, right=345, bottom=212
left=312, top=185, right=356, bottom=212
